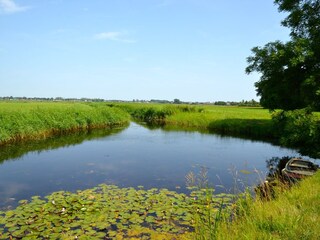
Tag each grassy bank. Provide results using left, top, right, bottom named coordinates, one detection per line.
left=0, top=101, right=130, bottom=145
left=115, top=103, right=274, bottom=140
left=214, top=172, right=320, bottom=240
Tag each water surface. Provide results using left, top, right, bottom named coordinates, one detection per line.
left=0, top=122, right=312, bottom=208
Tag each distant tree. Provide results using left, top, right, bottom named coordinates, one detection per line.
left=239, top=99, right=261, bottom=107
left=214, top=101, right=227, bottom=106
left=246, top=0, right=320, bottom=110
left=150, top=99, right=170, bottom=103
left=173, top=99, right=181, bottom=104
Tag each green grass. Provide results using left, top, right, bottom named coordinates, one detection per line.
left=214, top=172, right=320, bottom=240
left=114, top=103, right=274, bottom=140
left=0, top=101, right=130, bottom=145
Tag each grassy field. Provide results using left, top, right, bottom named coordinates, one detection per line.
left=115, top=103, right=275, bottom=140
left=0, top=101, right=130, bottom=145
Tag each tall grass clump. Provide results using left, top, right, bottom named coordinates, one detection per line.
left=185, top=166, right=235, bottom=240
left=0, top=102, right=130, bottom=145
left=114, top=103, right=204, bottom=124
left=214, top=172, right=320, bottom=239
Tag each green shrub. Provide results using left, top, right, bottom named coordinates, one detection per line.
left=271, top=108, right=320, bottom=157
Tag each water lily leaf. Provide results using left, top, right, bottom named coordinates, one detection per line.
left=145, top=216, right=155, bottom=223
left=0, top=183, right=235, bottom=238
left=108, top=230, right=117, bottom=237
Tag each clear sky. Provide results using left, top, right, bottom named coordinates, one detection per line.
left=0, top=0, right=290, bottom=102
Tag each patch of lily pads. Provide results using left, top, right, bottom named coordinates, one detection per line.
left=0, top=185, right=234, bottom=239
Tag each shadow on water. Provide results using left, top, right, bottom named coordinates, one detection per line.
left=266, top=156, right=319, bottom=178
left=265, top=156, right=292, bottom=179
left=137, top=120, right=277, bottom=144
left=139, top=120, right=320, bottom=159
left=255, top=156, right=319, bottom=200
left=0, top=125, right=128, bottom=164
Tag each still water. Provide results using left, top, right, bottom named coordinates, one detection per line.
left=0, top=122, right=310, bottom=208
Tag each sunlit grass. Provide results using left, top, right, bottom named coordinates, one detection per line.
left=0, top=101, right=130, bottom=144
left=214, top=172, right=320, bottom=239
left=115, top=103, right=274, bottom=139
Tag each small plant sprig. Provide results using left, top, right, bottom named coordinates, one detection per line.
left=185, top=166, right=234, bottom=240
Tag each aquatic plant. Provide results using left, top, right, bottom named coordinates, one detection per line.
left=185, top=166, right=235, bottom=239
left=0, top=185, right=233, bottom=239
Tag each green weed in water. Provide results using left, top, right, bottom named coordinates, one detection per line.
left=0, top=185, right=234, bottom=239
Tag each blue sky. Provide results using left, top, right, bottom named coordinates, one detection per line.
left=0, top=0, right=289, bottom=102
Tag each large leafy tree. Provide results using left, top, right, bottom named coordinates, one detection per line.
left=246, top=0, right=320, bottom=110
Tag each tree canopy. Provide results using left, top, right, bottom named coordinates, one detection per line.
left=246, top=0, right=320, bottom=110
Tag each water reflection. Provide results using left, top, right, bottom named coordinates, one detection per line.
left=0, top=126, right=128, bottom=164
left=0, top=122, right=314, bottom=209
left=140, top=121, right=277, bottom=145
left=265, top=156, right=292, bottom=178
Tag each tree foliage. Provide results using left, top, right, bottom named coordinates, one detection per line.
left=246, top=0, right=320, bottom=110
left=271, top=108, right=320, bottom=158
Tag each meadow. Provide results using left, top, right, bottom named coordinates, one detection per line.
left=0, top=101, right=130, bottom=145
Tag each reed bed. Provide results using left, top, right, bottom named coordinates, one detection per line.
left=0, top=101, right=130, bottom=145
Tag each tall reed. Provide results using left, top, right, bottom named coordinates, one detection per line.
left=0, top=102, right=130, bottom=145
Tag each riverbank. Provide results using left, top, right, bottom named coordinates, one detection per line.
left=0, top=101, right=130, bottom=145
left=115, top=103, right=320, bottom=158
left=114, top=103, right=275, bottom=139
left=215, top=171, right=320, bottom=239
